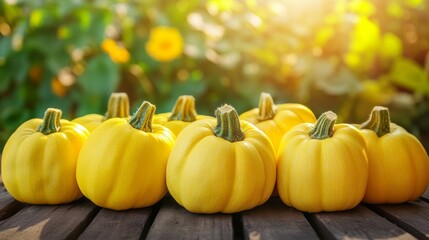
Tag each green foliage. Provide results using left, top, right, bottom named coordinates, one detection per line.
left=1, top=0, right=429, bottom=150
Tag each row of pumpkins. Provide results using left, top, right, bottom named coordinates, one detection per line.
left=2, top=92, right=429, bottom=213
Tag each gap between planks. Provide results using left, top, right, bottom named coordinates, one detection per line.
left=365, top=200, right=429, bottom=239
left=0, top=198, right=100, bottom=240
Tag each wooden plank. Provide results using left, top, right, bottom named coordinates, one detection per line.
left=146, top=197, right=233, bottom=240
left=370, top=200, right=429, bottom=238
left=242, top=197, right=318, bottom=239
left=78, top=206, right=153, bottom=240
left=0, top=186, right=13, bottom=210
left=309, top=205, right=415, bottom=239
left=0, top=198, right=99, bottom=240
left=0, top=186, right=26, bottom=221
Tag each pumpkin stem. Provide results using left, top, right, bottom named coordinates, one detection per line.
left=309, top=111, right=337, bottom=139
left=168, top=95, right=197, bottom=122
left=104, top=92, right=130, bottom=120
left=361, top=106, right=391, bottom=137
left=128, top=101, right=156, bottom=132
left=258, top=92, right=276, bottom=121
left=37, top=108, right=62, bottom=135
left=213, top=104, right=245, bottom=142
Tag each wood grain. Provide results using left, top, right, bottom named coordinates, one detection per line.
left=146, top=197, right=233, bottom=240
left=0, top=186, right=25, bottom=221
left=242, top=197, right=318, bottom=239
left=309, top=205, right=415, bottom=239
left=78, top=206, right=153, bottom=240
left=370, top=200, right=429, bottom=238
left=0, top=198, right=99, bottom=240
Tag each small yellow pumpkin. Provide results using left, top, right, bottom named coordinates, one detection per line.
left=72, top=92, right=130, bottom=132
left=240, top=92, right=316, bottom=153
left=1, top=108, right=88, bottom=204
left=153, top=95, right=210, bottom=137
left=76, top=101, right=175, bottom=210
left=277, top=111, right=368, bottom=212
left=359, top=106, right=429, bottom=204
left=166, top=104, right=276, bottom=213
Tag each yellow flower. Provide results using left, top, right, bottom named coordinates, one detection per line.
left=101, top=38, right=130, bottom=64
left=101, top=39, right=117, bottom=53
left=145, top=26, right=184, bottom=62
left=111, top=47, right=130, bottom=63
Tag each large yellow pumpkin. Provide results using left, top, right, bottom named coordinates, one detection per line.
left=277, top=111, right=368, bottom=212
left=359, top=106, right=429, bottom=204
left=2, top=108, right=88, bottom=204
left=166, top=104, right=276, bottom=213
left=72, top=92, right=130, bottom=132
left=240, top=92, right=316, bottom=153
left=153, top=95, right=210, bottom=137
left=76, top=101, right=175, bottom=210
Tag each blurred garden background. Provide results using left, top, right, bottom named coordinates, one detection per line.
left=1, top=0, right=429, bottom=150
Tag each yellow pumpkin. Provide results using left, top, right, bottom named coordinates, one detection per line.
left=240, top=92, right=316, bottom=153
left=277, top=111, right=368, bottom=212
left=72, top=92, right=130, bottom=132
left=359, top=106, right=429, bottom=204
left=153, top=95, right=210, bottom=137
left=1, top=108, right=88, bottom=204
left=76, top=101, right=175, bottom=210
left=166, top=104, right=276, bottom=213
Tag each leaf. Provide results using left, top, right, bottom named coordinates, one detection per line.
left=0, top=90, right=30, bottom=135
left=405, top=0, right=423, bottom=8
left=348, top=0, right=375, bottom=16
left=30, top=9, right=45, bottom=28
left=77, top=9, right=92, bottom=30
left=156, top=96, right=178, bottom=114
left=25, top=33, right=62, bottom=55
left=46, top=49, right=71, bottom=73
left=64, top=23, right=90, bottom=47
left=0, top=67, right=11, bottom=93
left=387, top=2, right=404, bottom=18
left=29, top=7, right=57, bottom=28
left=77, top=53, right=120, bottom=95
left=171, top=78, right=208, bottom=98
left=88, top=10, right=111, bottom=44
left=390, top=58, right=429, bottom=95
left=379, top=33, right=402, bottom=61
left=56, top=1, right=77, bottom=18
left=3, top=51, right=29, bottom=84
left=315, top=27, right=334, bottom=46
left=207, top=0, right=235, bottom=11
left=349, top=17, right=380, bottom=54
left=345, top=17, right=380, bottom=71
left=0, top=36, right=12, bottom=59
left=35, top=74, right=77, bottom=118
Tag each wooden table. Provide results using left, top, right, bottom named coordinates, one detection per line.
left=0, top=182, right=428, bottom=240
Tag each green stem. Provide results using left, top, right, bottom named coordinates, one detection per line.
left=309, top=111, right=337, bottom=140
left=104, top=92, right=130, bottom=120
left=128, top=101, right=155, bottom=132
left=168, top=95, right=197, bottom=122
left=213, top=104, right=245, bottom=142
left=361, top=106, right=391, bottom=137
left=37, top=108, right=62, bottom=135
left=258, top=92, right=276, bottom=121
